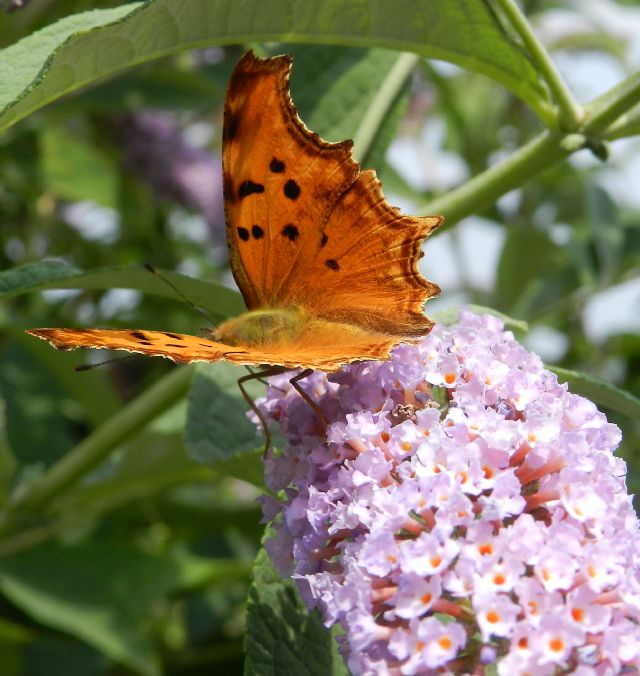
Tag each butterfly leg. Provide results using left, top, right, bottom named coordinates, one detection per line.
left=244, top=365, right=286, bottom=392
left=237, top=366, right=287, bottom=457
left=289, top=369, right=329, bottom=427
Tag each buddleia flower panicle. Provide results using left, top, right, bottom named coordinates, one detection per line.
left=257, top=309, right=640, bottom=675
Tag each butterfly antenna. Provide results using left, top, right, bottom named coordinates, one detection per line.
left=75, top=355, right=135, bottom=371
left=143, top=263, right=216, bottom=328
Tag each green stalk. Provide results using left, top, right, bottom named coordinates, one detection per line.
left=419, top=131, right=570, bottom=224
left=495, top=0, right=584, bottom=129
left=352, top=52, right=419, bottom=163
left=585, top=71, right=640, bottom=135
left=420, top=62, right=640, bottom=226
left=7, top=365, right=194, bottom=515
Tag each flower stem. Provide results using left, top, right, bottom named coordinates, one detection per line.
left=495, top=0, right=584, bottom=129
left=6, top=365, right=194, bottom=517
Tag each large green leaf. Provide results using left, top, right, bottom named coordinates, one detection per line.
left=0, top=541, right=182, bottom=675
left=244, top=548, right=347, bottom=676
left=0, top=261, right=244, bottom=320
left=186, top=362, right=265, bottom=486
left=288, top=46, right=413, bottom=169
left=40, top=125, right=119, bottom=207
left=0, top=0, right=551, bottom=133
left=0, top=342, right=78, bottom=467
left=495, top=226, right=562, bottom=313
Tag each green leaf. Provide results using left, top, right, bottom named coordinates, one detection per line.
left=0, top=342, right=77, bottom=467
left=549, top=366, right=640, bottom=422
left=288, top=46, right=413, bottom=169
left=606, top=102, right=640, bottom=140
left=244, top=548, right=347, bottom=676
left=13, top=326, right=121, bottom=429
left=186, top=363, right=265, bottom=482
left=433, top=305, right=529, bottom=334
left=0, top=261, right=244, bottom=320
left=40, top=125, right=118, bottom=207
left=0, top=541, right=182, bottom=675
left=496, top=226, right=561, bottom=313
left=0, top=0, right=550, bottom=133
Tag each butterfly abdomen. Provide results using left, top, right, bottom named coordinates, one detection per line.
left=214, top=309, right=307, bottom=347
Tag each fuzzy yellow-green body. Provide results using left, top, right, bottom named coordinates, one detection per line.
left=214, top=308, right=308, bottom=347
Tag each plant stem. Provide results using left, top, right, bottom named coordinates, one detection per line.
left=495, top=0, right=584, bottom=129
left=7, top=365, right=194, bottom=516
left=585, top=71, right=640, bottom=135
left=353, top=52, right=419, bottom=163
left=419, top=131, right=570, bottom=224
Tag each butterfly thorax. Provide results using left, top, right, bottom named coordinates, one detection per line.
left=214, top=309, right=307, bottom=347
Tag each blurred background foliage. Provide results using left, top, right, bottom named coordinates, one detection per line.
left=0, top=0, right=638, bottom=674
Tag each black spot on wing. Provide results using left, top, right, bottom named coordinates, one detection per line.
left=166, top=343, right=186, bottom=349
left=325, top=259, right=340, bottom=271
left=130, top=331, right=148, bottom=341
left=164, top=332, right=183, bottom=340
left=224, top=113, right=239, bottom=141
left=237, top=227, right=250, bottom=241
left=284, top=179, right=300, bottom=200
left=270, top=157, right=285, bottom=173
left=252, top=224, right=264, bottom=239
left=223, top=174, right=235, bottom=203
left=281, top=224, right=299, bottom=241
left=320, top=233, right=328, bottom=247
left=238, top=180, right=265, bottom=198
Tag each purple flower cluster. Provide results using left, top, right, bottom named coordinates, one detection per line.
left=258, top=310, right=640, bottom=674
left=118, top=112, right=224, bottom=230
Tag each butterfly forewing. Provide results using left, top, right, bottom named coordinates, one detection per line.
left=222, top=52, right=359, bottom=310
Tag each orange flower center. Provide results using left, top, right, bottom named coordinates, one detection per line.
left=437, top=636, right=453, bottom=650
left=549, top=637, right=564, bottom=652
left=486, top=610, right=500, bottom=624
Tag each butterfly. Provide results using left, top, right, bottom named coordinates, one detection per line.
left=27, top=51, right=443, bottom=447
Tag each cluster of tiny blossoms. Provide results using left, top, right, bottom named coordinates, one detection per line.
left=257, top=310, right=640, bottom=675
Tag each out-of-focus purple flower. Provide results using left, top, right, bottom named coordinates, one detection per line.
left=3, top=0, right=30, bottom=12
left=258, top=309, right=640, bottom=674
left=118, top=112, right=224, bottom=230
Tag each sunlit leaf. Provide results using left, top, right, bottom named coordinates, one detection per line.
left=0, top=0, right=550, bottom=133
left=0, top=262, right=243, bottom=320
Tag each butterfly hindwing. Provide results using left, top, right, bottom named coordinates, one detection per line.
left=26, top=323, right=397, bottom=371
left=294, top=169, right=442, bottom=336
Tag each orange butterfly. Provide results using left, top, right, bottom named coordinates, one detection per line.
left=28, top=51, right=442, bottom=445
